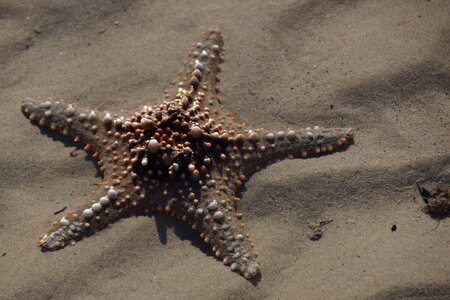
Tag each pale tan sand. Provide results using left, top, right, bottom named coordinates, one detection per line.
left=1, top=1, right=449, bottom=299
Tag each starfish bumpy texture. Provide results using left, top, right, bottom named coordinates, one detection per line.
left=22, top=30, right=353, bottom=279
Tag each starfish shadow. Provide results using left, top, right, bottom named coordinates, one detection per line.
left=234, top=140, right=354, bottom=201
left=364, top=283, right=450, bottom=300
left=24, top=116, right=103, bottom=177
left=150, top=212, right=212, bottom=256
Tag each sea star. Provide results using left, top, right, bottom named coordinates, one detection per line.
left=21, top=29, right=353, bottom=279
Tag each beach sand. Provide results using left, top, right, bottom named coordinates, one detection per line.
left=1, top=1, right=449, bottom=299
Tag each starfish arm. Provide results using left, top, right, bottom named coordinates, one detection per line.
left=239, top=126, right=354, bottom=177
left=21, top=98, right=115, bottom=153
left=165, top=29, right=223, bottom=101
left=39, top=177, right=139, bottom=250
left=196, top=184, right=260, bottom=279
left=162, top=30, right=241, bottom=130
left=164, top=176, right=260, bottom=279
left=129, top=172, right=260, bottom=279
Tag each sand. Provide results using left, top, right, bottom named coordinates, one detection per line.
left=1, top=1, right=449, bottom=299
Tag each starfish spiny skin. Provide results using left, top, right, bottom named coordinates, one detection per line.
left=21, top=30, right=353, bottom=280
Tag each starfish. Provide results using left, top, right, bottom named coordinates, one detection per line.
left=21, top=29, right=354, bottom=280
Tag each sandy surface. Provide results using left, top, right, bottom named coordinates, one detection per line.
left=1, top=1, right=450, bottom=299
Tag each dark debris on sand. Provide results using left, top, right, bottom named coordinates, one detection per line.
left=417, top=183, right=450, bottom=218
